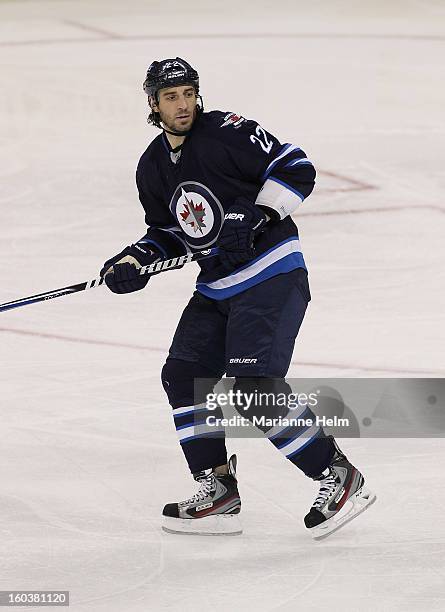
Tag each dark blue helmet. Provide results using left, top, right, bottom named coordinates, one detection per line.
left=143, top=57, right=199, bottom=100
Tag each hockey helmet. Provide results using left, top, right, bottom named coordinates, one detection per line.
left=143, top=57, right=199, bottom=100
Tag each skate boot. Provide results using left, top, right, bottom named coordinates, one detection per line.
left=162, top=454, right=242, bottom=535
left=304, top=438, right=376, bottom=540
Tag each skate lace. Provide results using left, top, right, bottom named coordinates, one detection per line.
left=313, top=470, right=338, bottom=509
left=179, top=475, right=216, bottom=507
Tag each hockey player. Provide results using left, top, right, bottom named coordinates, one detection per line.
left=101, top=57, right=376, bottom=539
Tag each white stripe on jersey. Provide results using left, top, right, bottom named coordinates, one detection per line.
left=202, top=239, right=301, bottom=291
left=287, top=157, right=312, bottom=166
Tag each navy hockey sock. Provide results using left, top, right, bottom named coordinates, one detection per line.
left=161, top=358, right=228, bottom=473
left=232, top=377, right=336, bottom=478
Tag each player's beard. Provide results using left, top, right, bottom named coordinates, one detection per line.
left=161, top=106, right=196, bottom=134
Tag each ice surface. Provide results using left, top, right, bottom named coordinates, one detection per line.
left=0, top=1, right=444, bottom=610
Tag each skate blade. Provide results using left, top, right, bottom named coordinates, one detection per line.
left=309, top=486, right=377, bottom=541
left=162, top=513, right=243, bottom=536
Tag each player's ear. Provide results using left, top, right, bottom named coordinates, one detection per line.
left=149, top=95, right=159, bottom=113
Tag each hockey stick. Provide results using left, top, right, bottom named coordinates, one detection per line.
left=0, top=248, right=218, bottom=314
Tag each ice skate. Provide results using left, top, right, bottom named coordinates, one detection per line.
left=304, top=438, right=376, bottom=540
left=162, top=454, right=242, bottom=535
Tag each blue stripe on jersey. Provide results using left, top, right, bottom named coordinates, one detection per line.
left=176, top=419, right=207, bottom=431
left=268, top=177, right=305, bottom=201
left=180, top=430, right=225, bottom=444
left=196, top=237, right=306, bottom=300
left=262, top=144, right=301, bottom=180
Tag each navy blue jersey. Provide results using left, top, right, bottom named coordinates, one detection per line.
left=135, top=110, right=316, bottom=299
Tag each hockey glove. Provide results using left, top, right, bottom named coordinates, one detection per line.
left=218, top=197, right=267, bottom=270
left=100, top=242, right=161, bottom=294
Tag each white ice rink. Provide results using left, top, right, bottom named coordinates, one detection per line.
left=0, top=0, right=444, bottom=610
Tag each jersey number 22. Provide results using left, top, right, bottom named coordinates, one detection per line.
left=250, top=125, right=273, bottom=154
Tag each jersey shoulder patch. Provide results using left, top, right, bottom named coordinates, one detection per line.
left=204, top=110, right=246, bottom=130
left=219, top=111, right=246, bottom=129
left=199, top=110, right=279, bottom=157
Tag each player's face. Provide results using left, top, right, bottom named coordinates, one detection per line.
left=153, top=85, right=197, bottom=133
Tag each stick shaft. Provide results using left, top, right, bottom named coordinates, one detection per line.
left=0, top=248, right=217, bottom=313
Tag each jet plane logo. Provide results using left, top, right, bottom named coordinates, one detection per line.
left=170, top=181, right=223, bottom=248
left=180, top=192, right=206, bottom=234
left=220, top=112, right=245, bottom=128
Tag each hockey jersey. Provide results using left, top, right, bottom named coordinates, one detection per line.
left=135, top=110, right=316, bottom=300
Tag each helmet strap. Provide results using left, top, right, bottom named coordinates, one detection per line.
left=162, top=126, right=193, bottom=137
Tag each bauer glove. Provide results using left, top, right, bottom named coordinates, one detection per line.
left=100, top=242, right=161, bottom=294
left=218, top=197, right=267, bottom=270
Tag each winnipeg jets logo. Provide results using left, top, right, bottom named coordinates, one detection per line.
left=220, top=112, right=245, bottom=129
left=170, top=181, right=224, bottom=249
left=180, top=192, right=206, bottom=234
